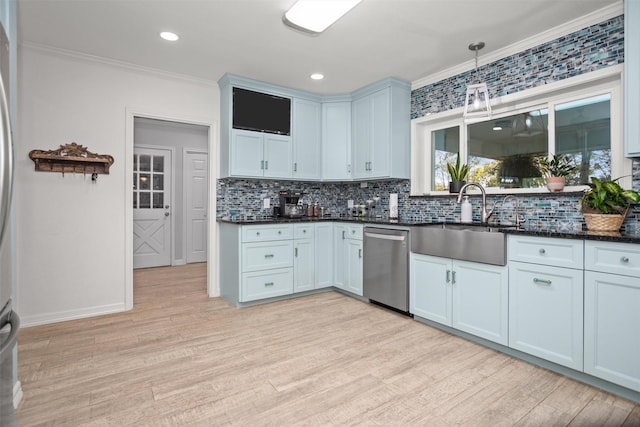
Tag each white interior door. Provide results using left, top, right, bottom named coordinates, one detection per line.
left=185, top=150, right=208, bottom=263
left=133, top=147, right=172, bottom=269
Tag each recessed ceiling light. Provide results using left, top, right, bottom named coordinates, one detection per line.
left=283, top=0, right=362, bottom=34
left=310, top=73, right=324, bottom=80
left=160, top=31, right=179, bottom=42
left=493, top=126, right=502, bottom=131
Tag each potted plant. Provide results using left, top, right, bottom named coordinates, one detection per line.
left=581, top=177, right=640, bottom=231
left=536, top=153, right=578, bottom=192
left=446, top=153, right=469, bottom=193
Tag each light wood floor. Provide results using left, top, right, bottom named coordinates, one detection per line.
left=16, top=263, right=640, bottom=426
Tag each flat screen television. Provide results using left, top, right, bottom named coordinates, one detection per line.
left=232, top=87, right=291, bottom=136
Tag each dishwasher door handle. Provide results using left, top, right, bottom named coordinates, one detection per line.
left=364, top=232, right=405, bottom=241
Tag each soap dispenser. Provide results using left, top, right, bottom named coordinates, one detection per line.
left=461, top=196, right=473, bottom=223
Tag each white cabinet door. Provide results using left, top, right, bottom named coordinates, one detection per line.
left=346, top=239, right=363, bottom=296
left=452, top=260, right=508, bottom=345
left=410, top=253, right=452, bottom=326
left=370, top=88, right=390, bottom=177
left=584, top=271, right=640, bottom=392
left=315, top=222, right=334, bottom=288
left=294, top=238, right=315, bottom=293
left=322, top=102, right=351, bottom=180
left=333, top=224, right=347, bottom=290
left=351, top=96, right=371, bottom=179
left=625, top=0, right=640, bottom=156
left=263, top=134, right=292, bottom=178
left=230, top=130, right=263, bottom=177
left=509, top=261, right=583, bottom=369
left=292, top=98, right=321, bottom=180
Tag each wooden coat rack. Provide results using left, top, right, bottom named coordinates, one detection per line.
left=29, top=142, right=115, bottom=176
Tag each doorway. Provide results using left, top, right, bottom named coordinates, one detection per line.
left=133, top=117, right=209, bottom=269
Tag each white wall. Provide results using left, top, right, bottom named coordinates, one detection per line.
left=16, top=45, right=219, bottom=326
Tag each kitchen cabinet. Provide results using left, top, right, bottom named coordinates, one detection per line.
left=239, top=224, right=294, bottom=302
left=322, top=101, right=352, bottom=180
left=315, top=222, right=334, bottom=288
left=230, top=129, right=292, bottom=178
left=410, top=253, right=508, bottom=345
left=507, top=235, right=584, bottom=370
left=333, top=223, right=363, bottom=296
left=351, top=79, right=411, bottom=180
left=625, top=0, right=640, bottom=156
left=293, top=224, right=315, bottom=293
left=292, top=98, right=322, bottom=180
left=584, top=240, right=640, bottom=392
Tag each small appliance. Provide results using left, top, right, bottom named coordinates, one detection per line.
left=278, top=190, right=304, bottom=218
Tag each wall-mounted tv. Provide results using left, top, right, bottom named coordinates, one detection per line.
left=233, top=87, right=291, bottom=136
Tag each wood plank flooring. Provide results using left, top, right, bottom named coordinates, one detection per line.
left=16, top=263, right=640, bottom=426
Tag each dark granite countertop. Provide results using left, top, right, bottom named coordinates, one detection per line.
left=217, top=217, right=640, bottom=244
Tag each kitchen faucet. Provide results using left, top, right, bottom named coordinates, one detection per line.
left=502, top=195, right=523, bottom=228
left=456, top=182, right=493, bottom=224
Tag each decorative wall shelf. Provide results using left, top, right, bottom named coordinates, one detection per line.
left=29, top=142, right=114, bottom=175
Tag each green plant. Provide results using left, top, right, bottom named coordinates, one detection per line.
left=581, top=177, right=640, bottom=214
left=446, top=153, right=469, bottom=182
left=535, top=153, right=578, bottom=178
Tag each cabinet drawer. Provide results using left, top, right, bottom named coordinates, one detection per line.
left=242, top=224, right=293, bottom=242
left=508, top=235, right=583, bottom=269
left=345, top=224, right=363, bottom=240
left=294, top=224, right=314, bottom=239
left=585, top=240, right=640, bottom=278
left=242, top=241, right=293, bottom=272
left=241, top=268, right=293, bottom=302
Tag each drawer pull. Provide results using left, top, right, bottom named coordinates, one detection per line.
left=278, top=230, right=282, bottom=235
left=256, top=232, right=260, bottom=236
left=446, top=270, right=451, bottom=283
left=621, top=256, right=629, bottom=263
left=264, top=282, right=274, bottom=287
left=533, top=278, right=552, bottom=286
left=539, top=248, right=546, bottom=255
left=303, top=229, right=307, bottom=233
left=264, top=254, right=274, bottom=258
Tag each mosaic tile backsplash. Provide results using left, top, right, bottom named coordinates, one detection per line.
left=411, top=15, right=624, bottom=119
left=217, top=177, right=640, bottom=232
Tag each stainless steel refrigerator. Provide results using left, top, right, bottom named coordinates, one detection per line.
left=0, top=17, right=17, bottom=427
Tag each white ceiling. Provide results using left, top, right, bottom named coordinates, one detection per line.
left=17, top=0, right=620, bottom=94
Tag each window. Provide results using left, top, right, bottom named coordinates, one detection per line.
left=410, top=68, right=629, bottom=195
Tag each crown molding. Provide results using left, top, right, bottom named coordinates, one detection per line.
left=20, top=41, right=218, bottom=87
left=412, top=2, right=624, bottom=90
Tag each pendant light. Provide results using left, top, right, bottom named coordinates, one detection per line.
left=463, top=42, right=491, bottom=122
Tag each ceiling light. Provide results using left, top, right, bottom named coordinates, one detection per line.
left=160, top=31, right=179, bottom=41
left=493, top=125, right=502, bottom=131
left=310, top=73, right=324, bottom=80
left=463, top=42, right=491, bottom=123
left=283, top=0, right=362, bottom=34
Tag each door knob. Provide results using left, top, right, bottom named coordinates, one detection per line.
left=164, top=212, right=170, bottom=217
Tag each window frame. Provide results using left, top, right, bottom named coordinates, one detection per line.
left=410, top=65, right=630, bottom=196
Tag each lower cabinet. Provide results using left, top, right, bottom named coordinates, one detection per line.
left=584, top=240, right=640, bottom=393
left=410, top=253, right=508, bottom=345
left=293, top=237, right=315, bottom=293
left=315, top=222, right=334, bottom=288
left=333, top=223, right=363, bottom=296
left=509, top=261, right=584, bottom=370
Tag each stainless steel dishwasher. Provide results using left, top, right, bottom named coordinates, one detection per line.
left=363, top=227, right=410, bottom=314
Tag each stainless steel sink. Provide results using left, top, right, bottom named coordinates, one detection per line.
left=411, top=223, right=508, bottom=265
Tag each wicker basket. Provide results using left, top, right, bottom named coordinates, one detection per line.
left=583, top=212, right=626, bottom=231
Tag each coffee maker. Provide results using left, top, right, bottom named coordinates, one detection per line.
left=278, top=190, right=304, bottom=218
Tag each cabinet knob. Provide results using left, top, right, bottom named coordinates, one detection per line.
left=303, top=229, right=306, bottom=233
left=621, top=256, right=629, bottom=263
left=256, top=232, right=260, bottom=236
left=539, top=248, right=546, bottom=255
left=278, top=230, right=282, bottom=235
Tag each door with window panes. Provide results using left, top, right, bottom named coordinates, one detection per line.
left=133, top=147, right=172, bottom=269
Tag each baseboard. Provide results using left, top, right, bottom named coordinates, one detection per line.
left=19, top=303, right=126, bottom=327
left=173, top=259, right=186, bottom=266
left=13, top=380, right=22, bottom=409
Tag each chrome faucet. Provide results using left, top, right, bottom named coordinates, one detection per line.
left=502, top=195, right=523, bottom=228
left=456, top=182, right=493, bottom=224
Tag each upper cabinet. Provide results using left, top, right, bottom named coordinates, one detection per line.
left=351, top=79, right=411, bottom=180
left=218, top=73, right=411, bottom=181
left=292, top=98, right=322, bottom=180
left=625, top=0, right=640, bottom=157
left=322, top=101, right=352, bottom=180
